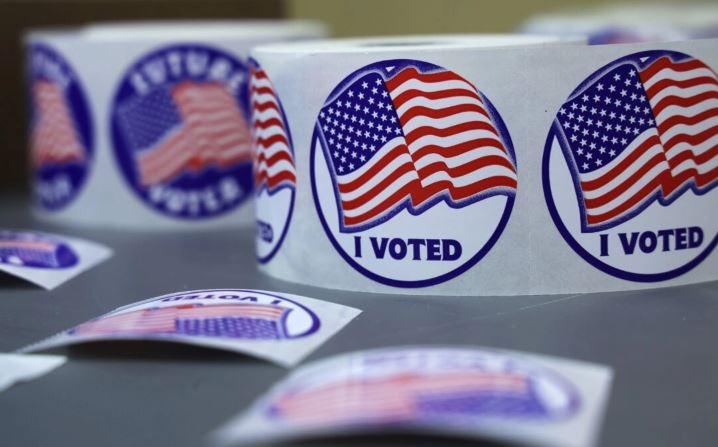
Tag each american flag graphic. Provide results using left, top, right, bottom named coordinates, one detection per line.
left=30, top=81, right=85, bottom=168
left=117, top=81, right=253, bottom=186
left=250, top=66, right=297, bottom=193
left=269, top=370, right=547, bottom=424
left=0, top=239, right=60, bottom=267
left=72, top=303, right=290, bottom=339
left=556, top=54, right=718, bottom=231
left=317, top=65, right=518, bottom=232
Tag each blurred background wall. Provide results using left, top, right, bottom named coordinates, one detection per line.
left=0, top=0, right=704, bottom=194
left=288, top=0, right=631, bottom=36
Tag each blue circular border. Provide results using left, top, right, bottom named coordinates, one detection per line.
left=29, top=42, right=94, bottom=212
left=542, top=49, right=718, bottom=282
left=250, top=58, right=297, bottom=265
left=310, top=58, right=517, bottom=288
left=109, top=43, right=253, bottom=220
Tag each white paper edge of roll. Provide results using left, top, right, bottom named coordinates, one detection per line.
left=521, top=4, right=718, bottom=33
left=82, top=20, right=329, bottom=40
left=24, top=19, right=328, bottom=43
left=251, top=33, right=584, bottom=54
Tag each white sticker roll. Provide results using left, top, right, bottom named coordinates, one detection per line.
left=521, top=4, right=718, bottom=44
left=26, top=21, right=326, bottom=230
left=250, top=35, right=718, bottom=296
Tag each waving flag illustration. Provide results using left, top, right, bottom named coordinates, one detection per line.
left=31, top=81, right=85, bottom=168
left=269, top=370, right=550, bottom=423
left=72, top=303, right=290, bottom=339
left=556, top=54, right=718, bottom=231
left=250, top=66, right=297, bottom=193
left=117, top=81, right=253, bottom=186
left=317, top=65, right=517, bottom=232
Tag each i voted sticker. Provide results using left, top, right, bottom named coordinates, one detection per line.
left=250, top=60, right=297, bottom=263
left=265, top=348, right=580, bottom=424
left=71, top=289, right=320, bottom=340
left=110, top=44, right=254, bottom=219
left=28, top=43, right=94, bottom=211
left=212, top=346, right=614, bottom=447
left=23, top=289, right=361, bottom=366
left=311, top=59, right=517, bottom=288
left=0, top=229, right=111, bottom=290
left=0, top=230, right=78, bottom=269
left=544, top=50, right=718, bottom=281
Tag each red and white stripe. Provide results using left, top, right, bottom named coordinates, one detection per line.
left=73, top=303, right=286, bottom=336
left=336, top=136, right=420, bottom=226
left=73, top=308, right=176, bottom=335
left=250, top=67, right=296, bottom=192
left=640, top=56, right=718, bottom=196
left=388, top=68, right=517, bottom=203
left=0, top=240, right=56, bottom=252
left=337, top=68, right=517, bottom=228
left=137, top=82, right=252, bottom=186
left=272, top=371, right=528, bottom=423
left=578, top=128, right=670, bottom=226
left=579, top=57, right=718, bottom=227
left=31, top=81, right=85, bottom=168
left=174, top=303, right=287, bottom=320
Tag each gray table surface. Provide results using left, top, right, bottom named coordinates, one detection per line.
left=1, top=194, right=717, bottom=447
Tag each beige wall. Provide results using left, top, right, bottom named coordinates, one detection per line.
left=287, top=0, right=697, bottom=36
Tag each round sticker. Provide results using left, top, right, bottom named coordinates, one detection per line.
left=0, top=231, right=79, bottom=269
left=265, top=347, right=580, bottom=423
left=70, top=289, right=321, bottom=340
left=249, top=60, right=297, bottom=263
left=543, top=50, right=718, bottom=281
left=311, top=59, right=517, bottom=288
left=110, top=44, right=254, bottom=219
left=28, top=43, right=94, bottom=211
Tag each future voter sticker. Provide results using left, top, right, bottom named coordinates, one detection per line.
left=110, top=44, right=254, bottom=220
left=0, top=231, right=79, bottom=269
left=249, top=60, right=296, bottom=263
left=67, top=289, right=320, bottom=340
left=311, top=59, right=518, bottom=288
left=544, top=50, right=718, bottom=281
left=28, top=43, right=94, bottom=212
left=264, top=347, right=579, bottom=424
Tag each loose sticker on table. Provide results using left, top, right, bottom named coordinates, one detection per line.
left=0, top=230, right=112, bottom=290
left=110, top=44, right=254, bottom=220
left=249, top=60, right=297, bottom=263
left=211, top=346, right=613, bottom=447
left=311, top=59, right=517, bottom=288
left=0, top=353, right=66, bottom=393
left=28, top=43, right=94, bottom=212
left=22, top=289, right=361, bottom=367
left=543, top=50, right=718, bottom=281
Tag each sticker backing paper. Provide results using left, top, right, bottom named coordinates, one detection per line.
left=0, top=353, right=66, bottom=393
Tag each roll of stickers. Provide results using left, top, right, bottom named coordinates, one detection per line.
left=26, top=21, right=326, bottom=229
left=250, top=35, right=718, bottom=295
left=521, top=4, right=718, bottom=44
